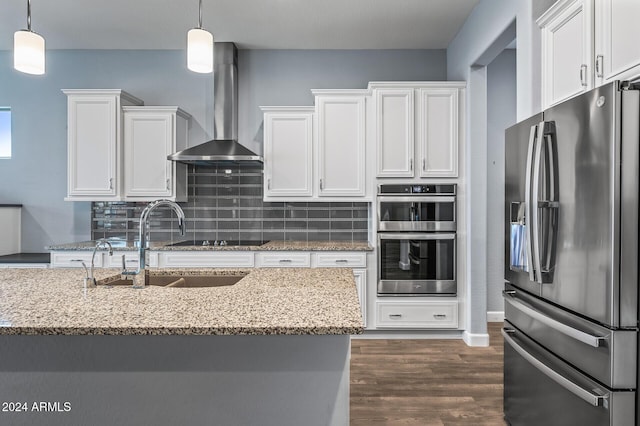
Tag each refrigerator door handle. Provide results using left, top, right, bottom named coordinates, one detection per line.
left=524, top=124, right=538, bottom=282
left=531, top=123, right=545, bottom=283
left=502, top=329, right=607, bottom=407
left=503, top=291, right=606, bottom=348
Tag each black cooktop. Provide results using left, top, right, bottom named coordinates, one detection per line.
left=167, top=240, right=269, bottom=247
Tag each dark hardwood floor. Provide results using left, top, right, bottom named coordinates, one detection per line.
left=350, top=323, right=505, bottom=426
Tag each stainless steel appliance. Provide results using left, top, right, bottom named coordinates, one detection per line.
left=503, top=81, right=639, bottom=425
left=377, top=184, right=456, bottom=296
left=378, top=184, right=456, bottom=231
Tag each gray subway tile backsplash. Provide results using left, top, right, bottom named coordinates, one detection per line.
left=92, top=165, right=370, bottom=243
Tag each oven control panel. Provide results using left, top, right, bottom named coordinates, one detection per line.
left=378, top=184, right=456, bottom=195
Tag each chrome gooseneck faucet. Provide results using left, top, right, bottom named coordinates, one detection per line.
left=121, top=199, right=186, bottom=288
left=82, top=239, right=113, bottom=288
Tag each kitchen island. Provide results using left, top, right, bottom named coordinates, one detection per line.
left=0, top=267, right=362, bottom=426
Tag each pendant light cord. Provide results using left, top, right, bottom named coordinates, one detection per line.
left=27, top=0, right=32, bottom=31
left=198, top=0, right=203, bottom=29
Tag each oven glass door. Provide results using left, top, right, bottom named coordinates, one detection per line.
left=377, top=196, right=456, bottom=231
left=378, top=233, right=456, bottom=295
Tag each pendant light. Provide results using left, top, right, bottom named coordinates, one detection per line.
left=14, top=0, right=45, bottom=75
left=187, top=0, right=214, bottom=73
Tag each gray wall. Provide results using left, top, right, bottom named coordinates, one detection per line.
left=447, top=0, right=543, bottom=339
left=0, top=49, right=446, bottom=252
left=486, top=49, right=516, bottom=313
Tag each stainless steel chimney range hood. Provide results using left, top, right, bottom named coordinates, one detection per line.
left=168, top=42, right=263, bottom=166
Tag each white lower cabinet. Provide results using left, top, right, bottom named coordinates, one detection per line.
left=51, top=250, right=152, bottom=269
left=255, top=252, right=311, bottom=267
left=375, top=300, right=458, bottom=329
left=0, top=264, right=48, bottom=269
left=313, top=252, right=366, bottom=268
left=107, top=251, right=140, bottom=268
left=157, top=252, right=254, bottom=268
left=50, top=251, right=101, bottom=268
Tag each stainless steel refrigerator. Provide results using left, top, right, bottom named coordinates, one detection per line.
left=503, top=80, right=639, bottom=425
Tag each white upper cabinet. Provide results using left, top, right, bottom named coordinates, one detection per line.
left=538, top=0, right=594, bottom=109
left=123, top=107, right=190, bottom=202
left=63, top=89, right=143, bottom=201
left=261, top=91, right=369, bottom=201
left=418, top=88, right=459, bottom=178
left=261, top=107, right=314, bottom=199
left=315, top=91, right=367, bottom=197
left=372, top=82, right=464, bottom=179
left=595, top=0, right=640, bottom=84
left=375, top=88, right=415, bottom=177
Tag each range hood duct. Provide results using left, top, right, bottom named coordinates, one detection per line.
left=168, top=42, right=263, bottom=166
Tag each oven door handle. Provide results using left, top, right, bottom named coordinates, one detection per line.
left=378, top=232, right=456, bottom=240
left=377, top=196, right=456, bottom=203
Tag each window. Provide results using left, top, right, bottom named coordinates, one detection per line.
left=0, top=108, right=10, bottom=159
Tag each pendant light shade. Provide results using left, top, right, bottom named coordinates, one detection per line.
left=187, top=28, right=213, bottom=73
left=14, top=30, right=45, bottom=75
left=14, top=0, right=45, bottom=75
left=187, top=0, right=213, bottom=73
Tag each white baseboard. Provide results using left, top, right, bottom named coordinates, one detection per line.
left=462, top=331, right=490, bottom=347
left=487, top=311, right=505, bottom=322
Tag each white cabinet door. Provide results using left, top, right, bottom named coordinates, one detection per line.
left=375, top=89, right=414, bottom=177
left=595, top=0, right=640, bottom=84
left=316, top=95, right=366, bottom=197
left=63, top=90, right=143, bottom=201
left=50, top=251, right=100, bottom=268
left=539, top=0, right=594, bottom=108
left=418, top=88, right=459, bottom=177
left=262, top=108, right=314, bottom=199
left=66, top=94, right=118, bottom=199
left=123, top=107, right=189, bottom=201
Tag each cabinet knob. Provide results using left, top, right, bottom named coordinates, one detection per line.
left=389, top=314, right=402, bottom=319
left=433, top=314, right=447, bottom=319
left=109, top=178, right=113, bottom=190
left=409, top=159, right=413, bottom=172
left=166, top=178, right=170, bottom=191
left=319, top=178, right=324, bottom=190
left=267, top=178, right=271, bottom=190
left=422, top=158, right=426, bottom=172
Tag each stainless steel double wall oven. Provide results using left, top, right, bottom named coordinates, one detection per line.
left=377, top=184, right=456, bottom=296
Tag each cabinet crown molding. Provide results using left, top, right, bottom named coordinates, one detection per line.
left=537, top=0, right=584, bottom=27
left=122, top=106, right=191, bottom=119
left=260, top=106, right=315, bottom=112
left=61, top=89, right=144, bottom=106
left=310, top=89, right=371, bottom=96
left=368, top=81, right=466, bottom=90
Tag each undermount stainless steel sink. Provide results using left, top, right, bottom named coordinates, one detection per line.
left=99, top=273, right=247, bottom=288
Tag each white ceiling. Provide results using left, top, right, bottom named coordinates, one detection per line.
left=1, top=0, right=479, bottom=50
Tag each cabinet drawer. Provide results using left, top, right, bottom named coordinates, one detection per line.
left=50, top=251, right=100, bottom=268
left=159, top=252, right=254, bottom=268
left=256, top=253, right=311, bottom=267
left=376, top=301, right=458, bottom=329
left=107, top=252, right=139, bottom=268
left=313, top=252, right=367, bottom=268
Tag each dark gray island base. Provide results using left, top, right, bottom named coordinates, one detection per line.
left=0, top=335, right=349, bottom=426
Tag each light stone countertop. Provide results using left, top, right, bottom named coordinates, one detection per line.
left=0, top=267, right=364, bottom=336
left=47, top=240, right=373, bottom=251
